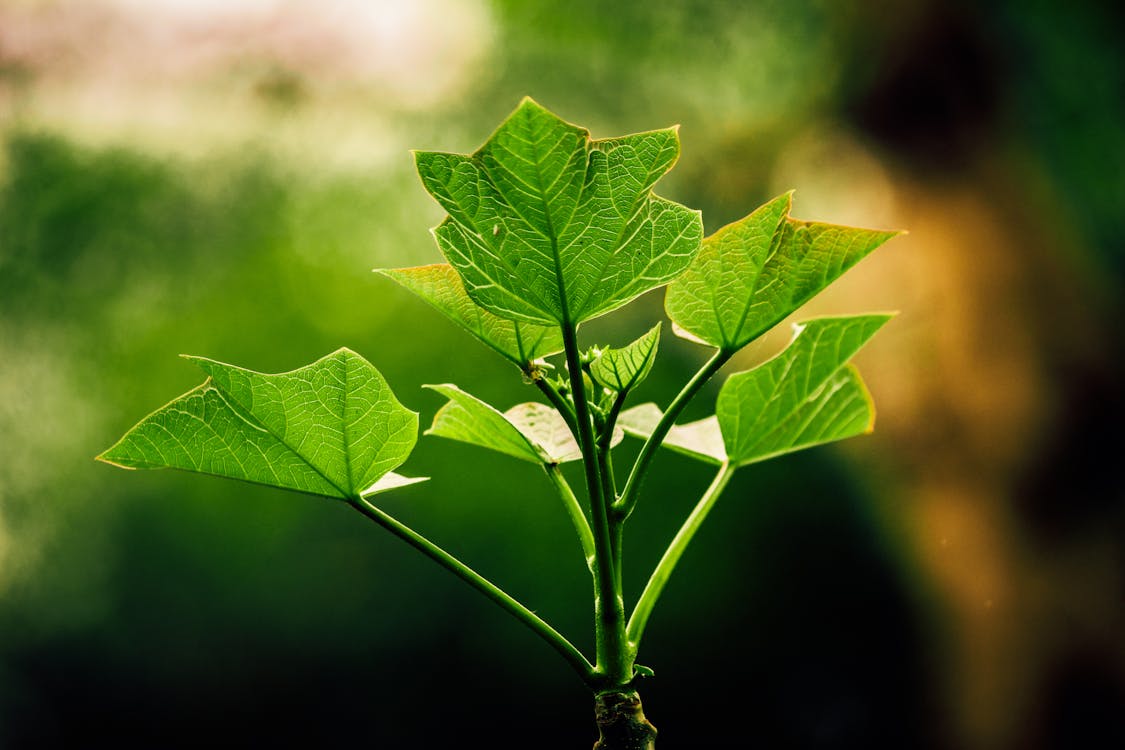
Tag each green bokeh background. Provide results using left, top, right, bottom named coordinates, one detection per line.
left=2, top=1, right=1122, bottom=747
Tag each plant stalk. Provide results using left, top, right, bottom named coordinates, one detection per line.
left=626, top=461, right=735, bottom=649
left=562, top=323, right=631, bottom=687
left=347, top=494, right=595, bottom=682
left=614, top=349, right=731, bottom=519
left=544, top=463, right=597, bottom=575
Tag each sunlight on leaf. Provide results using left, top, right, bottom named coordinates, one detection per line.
left=619, top=403, right=727, bottom=465
left=97, top=349, right=419, bottom=500
left=590, top=323, right=661, bottom=393
left=414, top=97, right=702, bottom=325
left=717, top=315, right=891, bottom=466
left=425, top=384, right=622, bottom=464
left=666, top=192, right=900, bottom=352
left=424, top=383, right=545, bottom=463
left=379, top=263, right=563, bottom=369
left=361, top=472, right=430, bottom=497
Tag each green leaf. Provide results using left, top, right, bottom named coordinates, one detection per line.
left=379, top=263, right=563, bottom=369
left=362, top=472, right=430, bottom=497
left=619, top=403, right=727, bottom=465
left=590, top=323, right=661, bottom=392
left=97, top=349, right=420, bottom=500
left=425, top=384, right=622, bottom=464
left=425, top=384, right=545, bottom=463
left=415, top=97, right=703, bottom=326
left=717, top=315, right=890, bottom=467
left=666, top=192, right=900, bottom=352
left=503, top=402, right=584, bottom=463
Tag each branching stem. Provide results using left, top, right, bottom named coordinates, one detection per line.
left=534, top=375, right=579, bottom=439
left=614, top=348, right=731, bottom=519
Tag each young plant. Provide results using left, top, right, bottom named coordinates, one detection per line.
left=98, top=98, right=900, bottom=749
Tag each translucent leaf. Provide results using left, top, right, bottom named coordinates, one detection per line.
left=503, top=402, right=583, bottom=463
left=414, top=97, right=702, bottom=326
left=717, top=315, right=891, bottom=466
left=618, top=403, right=726, bottom=465
left=425, top=385, right=623, bottom=464
left=379, top=263, right=562, bottom=369
left=361, top=472, right=430, bottom=497
left=424, top=384, right=545, bottom=464
left=666, top=192, right=900, bottom=351
left=97, top=349, right=419, bottom=500
left=590, top=323, right=661, bottom=392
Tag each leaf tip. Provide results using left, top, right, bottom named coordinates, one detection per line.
left=94, top=449, right=135, bottom=470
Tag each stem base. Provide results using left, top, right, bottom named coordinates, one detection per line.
left=593, top=690, right=657, bottom=750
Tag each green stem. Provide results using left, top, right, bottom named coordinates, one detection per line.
left=599, top=389, right=628, bottom=594
left=534, top=376, right=579, bottom=439
left=602, top=389, right=630, bottom=449
left=543, top=463, right=597, bottom=575
left=598, top=446, right=624, bottom=594
left=626, top=461, right=735, bottom=649
left=347, top=494, right=595, bottom=682
left=614, top=349, right=731, bottom=519
left=562, top=323, right=630, bottom=686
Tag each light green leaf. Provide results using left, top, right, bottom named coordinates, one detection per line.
left=415, top=97, right=703, bottom=326
left=97, top=349, right=419, bottom=500
left=379, top=263, right=563, bottom=369
left=362, top=472, right=430, bottom=497
left=425, top=385, right=623, bottom=464
left=503, top=402, right=583, bottom=463
left=618, top=403, right=727, bottom=465
left=666, top=192, right=900, bottom=352
left=590, top=323, right=661, bottom=392
left=424, top=384, right=545, bottom=464
left=717, top=315, right=890, bottom=467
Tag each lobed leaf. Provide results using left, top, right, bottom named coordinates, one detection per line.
left=97, top=349, right=421, bottom=500
left=590, top=323, right=661, bottom=393
left=666, top=192, right=900, bottom=352
left=717, top=315, right=891, bottom=467
left=378, top=263, right=563, bottom=369
left=618, top=403, right=727, bottom=465
left=414, top=97, right=702, bottom=326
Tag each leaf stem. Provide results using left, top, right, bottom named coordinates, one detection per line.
left=543, top=463, right=597, bottom=575
left=534, top=375, right=579, bottom=439
left=626, top=461, right=735, bottom=649
left=614, top=349, right=731, bottom=519
left=562, top=323, right=630, bottom=686
left=346, top=494, right=596, bottom=683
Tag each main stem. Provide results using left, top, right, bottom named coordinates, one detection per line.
left=562, top=323, right=631, bottom=687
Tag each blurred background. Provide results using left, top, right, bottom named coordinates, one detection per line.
left=1, top=0, right=1122, bottom=747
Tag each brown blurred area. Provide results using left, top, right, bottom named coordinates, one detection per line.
left=2, top=1, right=1122, bottom=748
